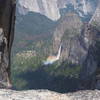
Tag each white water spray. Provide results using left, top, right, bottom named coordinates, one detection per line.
left=82, top=0, right=88, bottom=15
left=43, top=44, right=62, bottom=65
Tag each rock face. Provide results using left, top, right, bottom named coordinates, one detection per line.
left=0, top=89, right=100, bottom=100
left=53, top=12, right=96, bottom=65
left=68, top=90, right=100, bottom=100
left=90, top=0, right=100, bottom=29
left=17, top=0, right=63, bottom=21
left=53, top=12, right=83, bottom=62
left=0, top=0, right=16, bottom=88
left=17, top=0, right=97, bottom=21
left=52, top=1, right=100, bottom=89
left=0, top=89, right=71, bottom=100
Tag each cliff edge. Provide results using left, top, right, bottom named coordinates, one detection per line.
left=0, top=89, right=100, bottom=100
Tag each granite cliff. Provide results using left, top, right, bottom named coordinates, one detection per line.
left=17, top=0, right=97, bottom=21
left=0, top=0, right=16, bottom=88
left=52, top=0, right=100, bottom=89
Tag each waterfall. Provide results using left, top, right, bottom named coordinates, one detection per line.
left=82, top=0, right=87, bottom=15
left=57, top=44, right=62, bottom=59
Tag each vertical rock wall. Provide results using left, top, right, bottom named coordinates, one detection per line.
left=0, top=0, right=16, bottom=88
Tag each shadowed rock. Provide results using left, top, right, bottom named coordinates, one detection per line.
left=0, top=0, right=16, bottom=88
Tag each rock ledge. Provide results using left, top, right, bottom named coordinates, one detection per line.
left=0, top=89, right=100, bottom=100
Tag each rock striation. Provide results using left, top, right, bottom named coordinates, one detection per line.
left=0, top=0, right=16, bottom=88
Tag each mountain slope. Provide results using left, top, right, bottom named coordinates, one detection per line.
left=13, top=12, right=56, bottom=53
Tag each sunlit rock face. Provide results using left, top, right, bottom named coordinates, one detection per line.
left=17, top=0, right=98, bottom=21
left=74, top=0, right=97, bottom=16
left=17, top=0, right=63, bottom=21
left=90, top=0, right=100, bottom=29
